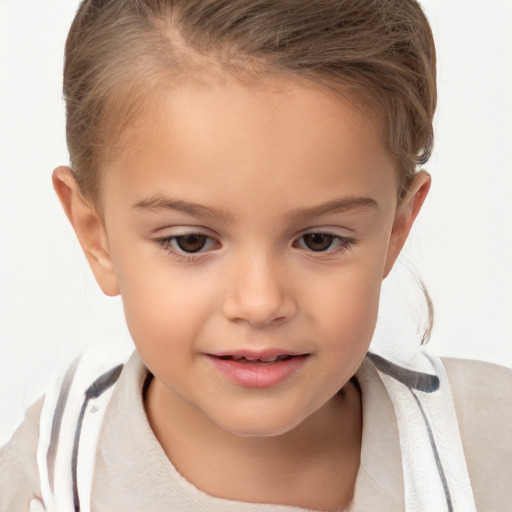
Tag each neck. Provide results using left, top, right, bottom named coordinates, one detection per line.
left=145, top=378, right=362, bottom=511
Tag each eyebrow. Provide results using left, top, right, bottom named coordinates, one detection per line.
left=133, top=194, right=378, bottom=220
left=134, top=195, right=234, bottom=220
left=286, top=196, right=379, bottom=220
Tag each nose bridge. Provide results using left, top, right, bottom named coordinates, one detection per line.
left=222, top=246, right=296, bottom=326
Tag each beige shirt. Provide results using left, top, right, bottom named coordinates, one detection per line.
left=1, top=352, right=511, bottom=511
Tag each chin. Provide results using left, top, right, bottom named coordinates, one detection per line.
left=209, top=407, right=308, bottom=438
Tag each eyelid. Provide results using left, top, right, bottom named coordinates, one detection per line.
left=293, top=227, right=354, bottom=241
left=153, top=229, right=221, bottom=261
left=292, top=229, right=356, bottom=257
left=151, top=224, right=218, bottom=237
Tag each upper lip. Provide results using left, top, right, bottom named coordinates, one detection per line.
left=207, top=349, right=308, bottom=359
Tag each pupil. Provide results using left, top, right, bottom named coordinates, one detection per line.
left=177, top=234, right=207, bottom=253
left=304, top=233, right=333, bottom=251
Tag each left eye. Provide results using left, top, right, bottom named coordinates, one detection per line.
left=301, top=233, right=335, bottom=251
left=294, top=233, right=352, bottom=253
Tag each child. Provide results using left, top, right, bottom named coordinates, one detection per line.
left=1, top=1, right=511, bottom=511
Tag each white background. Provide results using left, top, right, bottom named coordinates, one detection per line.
left=1, top=0, right=511, bottom=445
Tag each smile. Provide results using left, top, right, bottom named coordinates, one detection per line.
left=218, top=354, right=295, bottom=364
left=206, top=352, right=310, bottom=388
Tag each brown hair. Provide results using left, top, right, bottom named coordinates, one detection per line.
left=64, top=0, right=436, bottom=204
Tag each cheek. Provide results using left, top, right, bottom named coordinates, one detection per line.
left=307, top=258, right=384, bottom=351
left=110, top=242, right=215, bottom=356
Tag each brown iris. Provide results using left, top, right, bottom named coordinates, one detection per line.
left=176, top=234, right=208, bottom=253
left=302, top=233, right=334, bottom=251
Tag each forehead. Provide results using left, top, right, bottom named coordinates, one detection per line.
left=101, top=76, right=398, bottom=217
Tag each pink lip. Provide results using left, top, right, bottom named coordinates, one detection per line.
left=205, top=352, right=309, bottom=389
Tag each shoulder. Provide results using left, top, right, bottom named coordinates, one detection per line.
left=443, top=357, right=512, bottom=428
left=443, top=357, right=512, bottom=394
left=0, top=350, right=128, bottom=511
left=442, top=358, right=512, bottom=510
left=0, top=395, right=44, bottom=509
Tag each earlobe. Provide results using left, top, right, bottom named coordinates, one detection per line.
left=52, top=166, right=120, bottom=296
left=383, top=171, right=431, bottom=278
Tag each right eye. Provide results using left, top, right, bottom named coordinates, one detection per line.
left=154, top=232, right=220, bottom=259
left=172, top=234, right=210, bottom=253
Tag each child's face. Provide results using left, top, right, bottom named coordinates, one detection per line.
left=59, top=76, right=427, bottom=437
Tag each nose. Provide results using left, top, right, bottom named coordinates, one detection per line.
left=221, top=252, right=297, bottom=327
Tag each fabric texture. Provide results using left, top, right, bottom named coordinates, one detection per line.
left=34, top=351, right=124, bottom=512
left=1, top=351, right=512, bottom=512
left=370, top=351, right=475, bottom=512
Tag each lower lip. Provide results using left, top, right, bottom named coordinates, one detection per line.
left=206, top=355, right=309, bottom=388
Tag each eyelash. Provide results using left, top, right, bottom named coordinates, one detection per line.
left=153, top=231, right=355, bottom=261
left=153, top=233, right=220, bottom=262
left=292, top=233, right=355, bottom=258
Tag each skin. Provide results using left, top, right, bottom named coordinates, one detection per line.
left=53, top=76, right=429, bottom=511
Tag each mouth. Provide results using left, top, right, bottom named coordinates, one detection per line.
left=206, top=352, right=310, bottom=388
left=215, top=354, right=299, bottom=365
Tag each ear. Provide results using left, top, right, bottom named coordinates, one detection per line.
left=52, top=166, right=120, bottom=296
left=383, top=171, right=431, bottom=278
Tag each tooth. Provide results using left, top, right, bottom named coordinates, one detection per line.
left=229, top=355, right=285, bottom=362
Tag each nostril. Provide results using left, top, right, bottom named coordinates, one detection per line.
left=221, top=272, right=298, bottom=326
